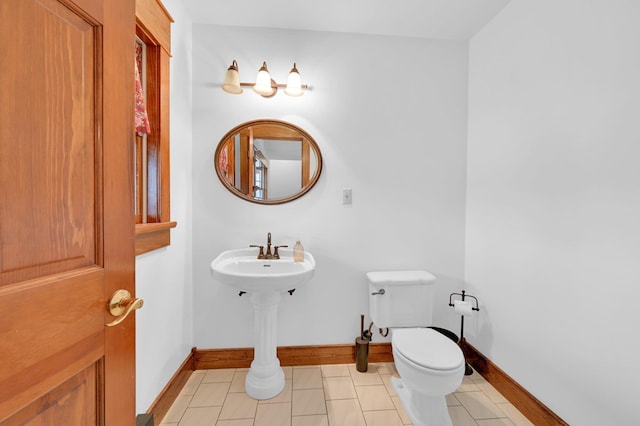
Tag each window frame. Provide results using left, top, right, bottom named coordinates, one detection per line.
left=134, top=0, right=176, bottom=255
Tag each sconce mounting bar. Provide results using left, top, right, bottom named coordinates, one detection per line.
left=239, top=82, right=308, bottom=89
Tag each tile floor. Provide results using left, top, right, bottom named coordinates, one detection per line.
left=159, top=363, right=533, bottom=426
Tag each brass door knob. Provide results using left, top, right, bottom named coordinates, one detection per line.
left=105, top=289, right=144, bottom=327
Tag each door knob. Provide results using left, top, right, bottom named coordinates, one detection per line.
left=105, top=289, right=144, bottom=327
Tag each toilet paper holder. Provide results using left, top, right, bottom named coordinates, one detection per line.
left=449, top=290, right=479, bottom=376
left=448, top=290, right=480, bottom=312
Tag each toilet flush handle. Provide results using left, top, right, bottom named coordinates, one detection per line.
left=371, top=289, right=385, bottom=296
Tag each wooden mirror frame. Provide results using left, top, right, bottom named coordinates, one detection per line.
left=214, top=119, right=323, bottom=205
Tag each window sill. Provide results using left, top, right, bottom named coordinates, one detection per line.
left=135, top=221, right=177, bottom=255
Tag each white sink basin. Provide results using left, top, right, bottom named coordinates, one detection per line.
left=210, top=247, right=315, bottom=294
left=209, top=246, right=316, bottom=400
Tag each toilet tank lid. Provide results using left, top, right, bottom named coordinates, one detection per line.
left=366, top=270, right=436, bottom=285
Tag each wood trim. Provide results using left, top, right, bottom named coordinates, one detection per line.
left=193, top=343, right=393, bottom=370
left=135, top=134, right=143, bottom=224
left=135, top=0, right=173, bottom=54
left=142, top=44, right=170, bottom=225
left=158, top=48, right=171, bottom=222
left=301, top=139, right=310, bottom=187
left=239, top=131, right=250, bottom=195
left=194, top=347, right=254, bottom=369
left=461, top=340, right=568, bottom=426
left=279, top=343, right=394, bottom=366
left=147, top=348, right=196, bottom=424
left=135, top=221, right=177, bottom=235
left=135, top=221, right=177, bottom=255
left=135, top=0, right=175, bottom=256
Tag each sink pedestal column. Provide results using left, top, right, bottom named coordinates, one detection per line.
left=245, top=292, right=285, bottom=400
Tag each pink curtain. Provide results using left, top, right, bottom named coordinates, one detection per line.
left=219, top=145, right=229, bottom=177
left=135, top=56, right=151, bottom=135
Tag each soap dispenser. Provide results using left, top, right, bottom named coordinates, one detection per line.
left=293, top=240, right=304, bottom=262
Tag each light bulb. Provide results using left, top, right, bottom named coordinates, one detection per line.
left=253, top=62, right=275, bottom=96
left=284, top=63, right=303, bottom=97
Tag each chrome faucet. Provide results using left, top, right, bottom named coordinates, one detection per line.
left=250, top=232, right=287, bottom=259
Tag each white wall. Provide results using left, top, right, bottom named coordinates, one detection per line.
left=268, top=159, right=301, bottom=199
left=466, top=1, right=640, bottom=424
left=135, top=0, right=194, bottom=413
left=191, top=25, right=469, bottom=349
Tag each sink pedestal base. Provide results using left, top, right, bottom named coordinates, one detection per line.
left=245, top=292, right=284, bottom=400
left=245, top=361, right=285, bottom=400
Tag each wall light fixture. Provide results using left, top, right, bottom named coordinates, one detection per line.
left=222, top=60, right=307, bottom=98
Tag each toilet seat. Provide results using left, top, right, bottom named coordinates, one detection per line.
left=392, top=328, right=464, bottom=372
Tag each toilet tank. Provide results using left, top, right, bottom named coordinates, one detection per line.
left=367, top=270, right=436, bottom=328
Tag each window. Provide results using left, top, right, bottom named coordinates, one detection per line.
left=134, top=0, right=176, bottom=255
left=253, top=154, right=266, bottom=200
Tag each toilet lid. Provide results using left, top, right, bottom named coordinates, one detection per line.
left=392, top=328, right=464, bottom=371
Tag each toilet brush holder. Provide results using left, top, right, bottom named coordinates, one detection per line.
left=355, top=337, right=370, bottom=372
left=356, top=314, right=370, bottom=372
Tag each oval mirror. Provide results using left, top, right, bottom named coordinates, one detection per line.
left=215, top=119, right=323, bottom=204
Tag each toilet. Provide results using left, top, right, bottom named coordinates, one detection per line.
left=367, top=270, right=465, bottom=426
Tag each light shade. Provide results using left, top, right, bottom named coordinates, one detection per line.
left=284, top=63, right=303, bottom=97
left=222, top=60, right=242, bottom=94
left=253, top=62, right=276, bottom=97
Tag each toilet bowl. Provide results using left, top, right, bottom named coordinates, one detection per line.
left=391, top=328, right=465, bottom=426
left=367, top=270, right=465, bottom=426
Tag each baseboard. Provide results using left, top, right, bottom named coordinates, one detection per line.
left=148, top=341, right=565, bottom=426
left=193, top=342, right=393, bottom=369
left=146, top=347, right=196, bottom=424
left=461, top=339, right=568, bottom=426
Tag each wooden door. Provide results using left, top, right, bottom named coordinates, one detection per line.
left=0, top=0, right=136, bottom=425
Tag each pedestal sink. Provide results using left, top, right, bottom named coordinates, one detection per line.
left=210, top=247, right=315, bottom=400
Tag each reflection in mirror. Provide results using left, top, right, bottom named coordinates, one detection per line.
left=215, top=120, right=322, bottom=204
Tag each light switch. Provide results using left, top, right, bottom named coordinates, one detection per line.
left=342, top=189, right=352, bottom=205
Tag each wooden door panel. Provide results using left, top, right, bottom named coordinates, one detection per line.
left=2, top=363, right=99, bottom=426
left=0, top=0, right=99, bottom=287
left=0, top=269, right=104, bottom=418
